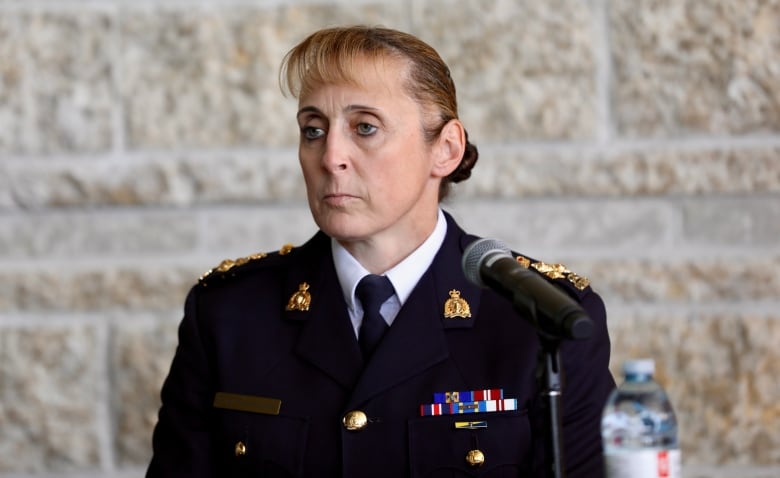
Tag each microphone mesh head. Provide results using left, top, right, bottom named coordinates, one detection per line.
left=461, top=238, right=512, bottom=287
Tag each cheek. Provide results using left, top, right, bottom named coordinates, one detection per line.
left=298, top=148, right=319, bottom=173
left=369, top=164, right=422, bottom=202
left=298, top=158, right=321, bottom=194
left=388, top=152, right=432, bottom=185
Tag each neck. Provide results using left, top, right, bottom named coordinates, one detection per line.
left=340, top=211, right=439, bottom=274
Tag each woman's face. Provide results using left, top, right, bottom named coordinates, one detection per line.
left=296, top=56, right=445, bottom=247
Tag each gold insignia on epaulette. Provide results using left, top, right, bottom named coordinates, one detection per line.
left=516, top=255, right=531, bottom=268
left=516, top=255, right=590, bottom=291
left=531, top=261, right=569, bottom=280
left=199, top=252, right=269, bottom=284
left=279, top=243, right=294, bottom=255
left=443, top=289, right=471, bottom=319
left=566, top=272, right=590, bottom=290
left=216, top=258, right=237, bottom=273
left=198, top=259, right=236, bottom=282
left=286, top=282, right=311, bottom=311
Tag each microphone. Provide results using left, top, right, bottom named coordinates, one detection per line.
left=462, top=238, right=593, bottom=340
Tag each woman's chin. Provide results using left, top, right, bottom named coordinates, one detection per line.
left=314, top=214, right=368, bottom=242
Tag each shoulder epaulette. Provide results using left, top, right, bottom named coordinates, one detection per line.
left=514, top=254, right=591, bottom=292
left=198, top=243, right=297, bottom=285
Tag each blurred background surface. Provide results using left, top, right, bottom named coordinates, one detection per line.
left=0, top=0, right=778, bottom=476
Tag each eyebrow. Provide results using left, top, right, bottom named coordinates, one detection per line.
left=296, top=104, right=381, bottom=119
left=296, top=106, right=321, bottom=119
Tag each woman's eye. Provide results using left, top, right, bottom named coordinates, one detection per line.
left=301, top=126, right=324, bottom=140
left=356, top=123, right=377, bottom=135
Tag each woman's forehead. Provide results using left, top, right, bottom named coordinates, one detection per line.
left=299, top=54, right=410, bottom=97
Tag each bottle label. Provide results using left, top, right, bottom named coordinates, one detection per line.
left=605, top=449, right=681, bottom=478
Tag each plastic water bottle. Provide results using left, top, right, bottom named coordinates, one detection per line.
left=601, top=359, right=681, bottom=478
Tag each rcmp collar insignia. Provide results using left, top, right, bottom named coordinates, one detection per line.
left=443, top=289, right=471, bottom=319
left=286, top=282, right=311, bottom=311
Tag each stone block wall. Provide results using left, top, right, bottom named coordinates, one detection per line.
left=0, top=1, right=778, bottom=477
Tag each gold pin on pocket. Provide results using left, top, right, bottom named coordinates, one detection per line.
left=454, top=421, right=488, bottom=429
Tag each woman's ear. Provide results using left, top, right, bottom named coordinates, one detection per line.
left=432, top=119, right=466, bottom=178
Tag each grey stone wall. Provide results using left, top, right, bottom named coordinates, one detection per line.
left=0, top=0, right=778, bottom=477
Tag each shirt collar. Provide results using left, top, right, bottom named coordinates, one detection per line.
left=332, top=209, right=448, bottom=313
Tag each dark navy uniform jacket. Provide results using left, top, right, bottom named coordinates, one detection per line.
left=147, top=213, right=615, bottom=477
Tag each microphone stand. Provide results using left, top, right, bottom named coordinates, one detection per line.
left=507, top=288, right=572, bottom=478
left=537, top=334, right=565, bottom=478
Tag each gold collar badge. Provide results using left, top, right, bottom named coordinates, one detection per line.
left=286, top=282, right=311, bottom=311
left=444, top=289, right=471, bottom=319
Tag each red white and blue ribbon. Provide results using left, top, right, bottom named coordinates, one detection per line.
left=432, top=389, right=503, bottom=404
left=420, top=398, right=518, bottom=416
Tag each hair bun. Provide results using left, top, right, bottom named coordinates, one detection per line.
left=448, top=134, right=479, bottom=184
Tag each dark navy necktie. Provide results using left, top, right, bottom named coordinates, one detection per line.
left=356, top=274, right=395, bottom=359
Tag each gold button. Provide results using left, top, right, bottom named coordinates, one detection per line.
left=466, top=449, right=485, bottom=467
left=342, top=410, right=368, bottom=431
left=234, top=441, right=246, bottom=457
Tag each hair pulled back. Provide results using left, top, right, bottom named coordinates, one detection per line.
left=280, top=25, right=478, bottom=200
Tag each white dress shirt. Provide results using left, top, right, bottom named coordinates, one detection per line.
left=332, top=209, right=448, bottom=337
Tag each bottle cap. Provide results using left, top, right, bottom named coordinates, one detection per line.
left=623, top=358, right=655, bottom=376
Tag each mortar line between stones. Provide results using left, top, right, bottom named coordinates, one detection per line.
left=0, top=312, right=180, bottom=328
left=97, top=320, right=119, bottom=472
left=0, top=0, right=306, bottom=12
left=109, top=5, right=126, bottom=158
left=0, top=466, right=147, bottom=478
left=593, top=0, right=613, bottom=145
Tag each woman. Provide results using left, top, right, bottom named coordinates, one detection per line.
left=148, top=25, right=614, bottom=477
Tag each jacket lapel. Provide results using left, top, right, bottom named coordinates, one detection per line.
left=347, top=267, right=449, bottom=406
left=284, top=233, right=364, bottom=391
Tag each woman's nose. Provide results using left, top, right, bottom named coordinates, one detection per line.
left=321, top=130, right=349, bottom=172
